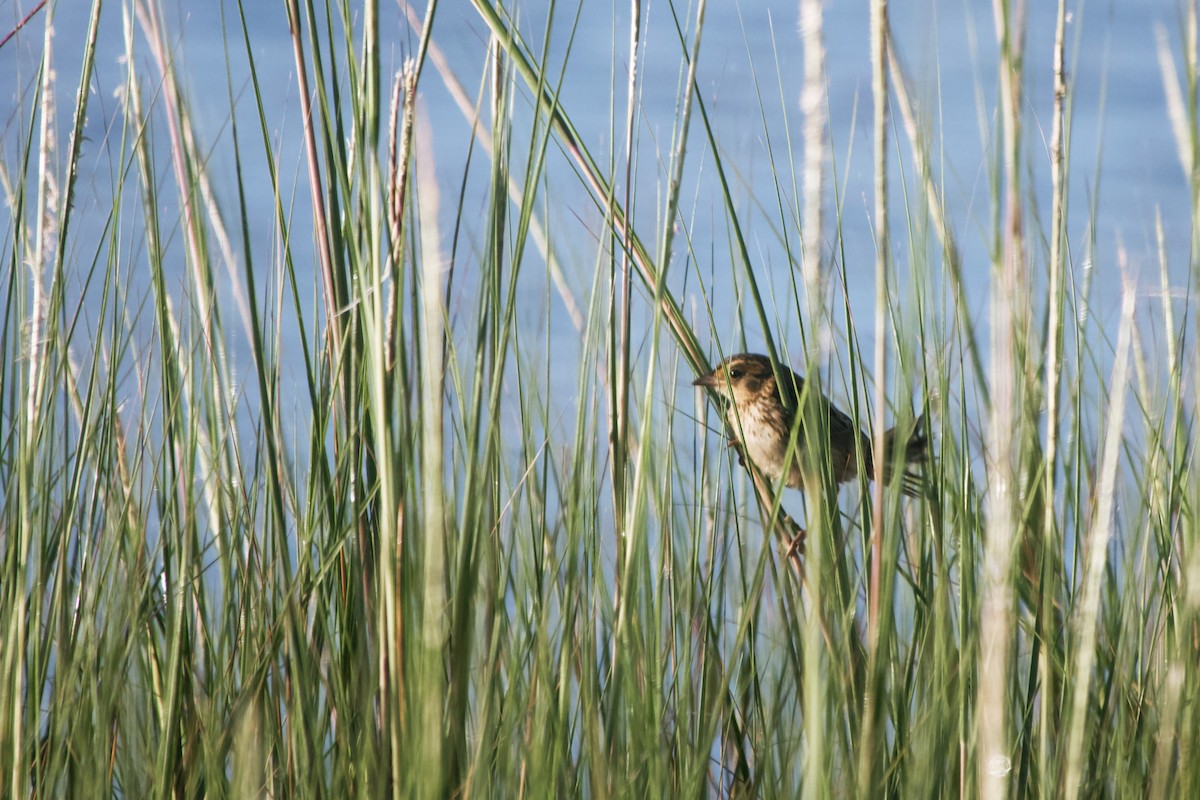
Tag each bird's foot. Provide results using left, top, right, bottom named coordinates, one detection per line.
left=727, top=438, right=746, bottom=467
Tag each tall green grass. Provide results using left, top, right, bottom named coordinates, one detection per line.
left=2, top=0, right=1198, bottom=796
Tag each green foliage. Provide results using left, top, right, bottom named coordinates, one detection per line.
left=1, top=0, right=1198, bottom=797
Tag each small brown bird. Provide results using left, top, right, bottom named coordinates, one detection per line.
left=693, top=353, right=927, bottom=497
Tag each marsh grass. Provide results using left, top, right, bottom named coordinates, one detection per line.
left=2, top=0, right=1198, bottom=797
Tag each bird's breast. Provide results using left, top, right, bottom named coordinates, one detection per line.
left=727, top=402, right=801, bottom=488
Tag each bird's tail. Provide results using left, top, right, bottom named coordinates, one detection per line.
left=882, top=414, right=929, bottom=498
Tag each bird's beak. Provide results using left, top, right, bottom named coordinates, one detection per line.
left=692, top=372, right=718, bottom=388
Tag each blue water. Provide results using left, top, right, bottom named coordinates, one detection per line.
left=1, top=0, right=1190, bottom=456
left=2, top=5, right=1187, bottom=761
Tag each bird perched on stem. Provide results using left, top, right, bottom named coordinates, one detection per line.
left=693, top=353, right=927, bottom=497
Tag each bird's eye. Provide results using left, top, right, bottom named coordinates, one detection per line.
left=728, top=368, right=743, bottom=380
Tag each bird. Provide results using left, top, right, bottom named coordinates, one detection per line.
left=693, top=353, right=927, bottom=497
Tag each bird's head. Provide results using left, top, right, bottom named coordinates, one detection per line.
left=692, top=353, right=783, bottom=408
